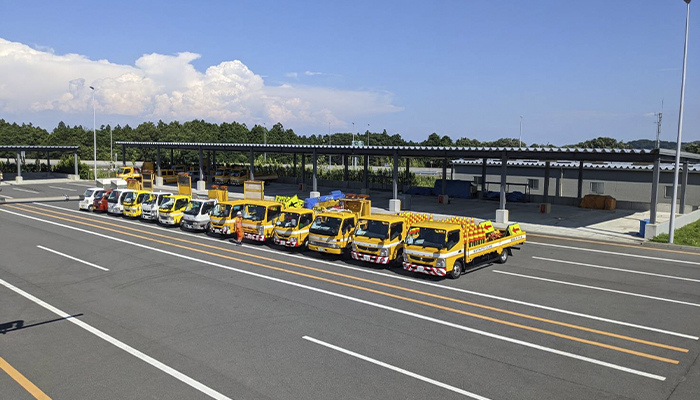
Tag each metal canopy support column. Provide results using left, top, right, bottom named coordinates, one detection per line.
left=207, top=150, right=212, bottom=181
left=363, top=155, right=369, bottom=189
left=16, top=152, right=21, bottom=177
left=442, top=157, right=447, bottom=196
left=122, top=144, right=126, bottom=166
left=198, top=147, right=204, bottom=182
left=481, top=158, right=487, bottom=200
left=344, top=155, right=349, bottom=187
left=46, top=151, right=50, bottom=177
left=405, top=157, right=410, bottom=186
left=301, top=154, right=306, bottom=184
left=312, top=148, right=318, bottom=192
left=577, top=161, right=584, bottom=200
left=156, top=147, right=161, bottom=176
left=293, top=153, right=298, bottom=184
left=680, top=160, right=689, bottom=214
left=650, top=158, right=660, bottom=224
left=74, top=152, right=79, bottom=176
left=170, top=148, right=174, bottom=166
left=499, top=154, right=507, bottom=210
left=543, top=161, right=551, bottom=204
left=392, top=151, right=399, bottom=199
left=249, top=149, right=255, bottom=181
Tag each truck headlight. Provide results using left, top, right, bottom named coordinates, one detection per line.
left=257, top=226, right=264, bottom=235
left=352, top=243, right=358, bottom=252
left=436, top=258, right=446, bottom=269
left=403, top=252, right=408, bottom=262
left=379, top=248, right=389, bottom=257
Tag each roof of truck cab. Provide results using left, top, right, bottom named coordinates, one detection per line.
left=360, top=214, right=403, bottom=223
left=244, top=200, right=282, bottom=207
left=217, top=200, right=245, bottom=206
left=412, top=221, right=460, bottom=230
left=316, top=209, right=356, bottom=219
left=163, top=194, right=190, bottom=199
left=281, top=208, right=314, bottom=214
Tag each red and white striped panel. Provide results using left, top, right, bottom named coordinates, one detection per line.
left=243, top=233, right=266, bottom=242
left=351, top=251, right=389, bottom=264
left=402, top=262, right=447, bottom=277
left=273, top=237, right=299, bottom=247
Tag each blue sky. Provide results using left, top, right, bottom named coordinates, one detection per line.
left=0, top=0, right=697, bottom=145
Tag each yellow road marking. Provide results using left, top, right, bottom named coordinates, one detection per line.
left=530, top=233, right=700, bottom=256
left=0, top=356, right=51, bottom=400
left=22, top=204, right=690, bottom=354
left=11, top=205, right=682, bottom=364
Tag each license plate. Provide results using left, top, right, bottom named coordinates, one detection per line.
left=185, top=224, right=192, bottom=228
left=415, top=266, right=425, bottom=272
left=318, top=248, right=326, bottom=252
left=363, top=255, right=371, bottom=261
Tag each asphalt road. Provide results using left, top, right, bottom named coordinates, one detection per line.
left=1, top=187, right=700, bottom=399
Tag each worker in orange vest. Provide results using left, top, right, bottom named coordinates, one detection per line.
left=232, top=211, right=244, bottom=245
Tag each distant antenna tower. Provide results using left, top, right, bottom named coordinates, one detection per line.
left=654, top=99, right=664, bottom=149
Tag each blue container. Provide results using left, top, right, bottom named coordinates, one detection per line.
left=639, top=218, right=650, bottom=237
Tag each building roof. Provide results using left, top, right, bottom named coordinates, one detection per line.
left=0, top=145, right=79, bottom=151
left=451, top=159, right=700, bottom=172
left=115, top=141, right=700, bottom=163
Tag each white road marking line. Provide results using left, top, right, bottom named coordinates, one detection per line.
left=0, top=208, right=668, bottom=381
left=494, top=270, right=700, bottom=308
left=0, top=194, right=13, bottom=199
left=48, top=186, right=77, bottom=192
left=65, top=182, right=95, bottom=187
left=37, top=245, right=109, bottom=271
left=533, top=256, right=700, bottom=284
left=0, top=277, right=232, bottom=400
left=33, top=202, right=699, bottom=340
left=12, top=188, right=40, bottom=194
left=529, top=241, right=700, bottom=267
left=303, top=336, right=492, bottom=399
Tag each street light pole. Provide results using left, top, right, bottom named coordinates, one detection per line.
left=263, top=123, right=267, bottom=162
left=669, top=0, right=692, bottom=244
left=519, top=115, right=523, bottom=148
left=90, top=86, right=97, bottom=181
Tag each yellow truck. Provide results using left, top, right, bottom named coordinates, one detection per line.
left=213, top=167, right=231, bottom=185
left=157, top=195, right=191, bottom=226
left=272, top=208, right=315, bottom=248
left=208, top=200, right=246, bottom=236
left=351, top=214, right=409, bottom=265
left=403, top=218, right=526, bottom=279
left=122, top=190, right=153, bottom=218
left=307, top=196, right=371, bottom=256
left=116, top=166, right=141, bottom=181
left=228, top=168, right=250, bottom=185
left=241, top=200, right=283, bottom=241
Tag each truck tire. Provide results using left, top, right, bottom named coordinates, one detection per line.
left=496, top=250, right=508, bottom=264
left=449, top=261, right=463, bottom=279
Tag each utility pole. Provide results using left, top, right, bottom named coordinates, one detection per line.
left=655, top=111, right=663, bottom=149
left=328, top=121, right=332, bottom=167
left=90, top=86, right=97, bottom=182
left=519, top=115, right=523, bottom=148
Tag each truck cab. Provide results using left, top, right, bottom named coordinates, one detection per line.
left=140, top=192, right=172, bottom=221
left=79, top=187, right=103, bottom=211
left=160, top=169, right=178, bottom=184
left=403, top=221, right=526, bottom=279
left=241, top=200, right=282, bottom=241
left=308, top=210, right=357, bottom=255
left=351, top=215, right=408, bottom=264
left=122, top=190, right=152, bottom=218
left=213, top=167, right=231, bottom=185
left=181, top=198, right=217, bottom=231
left=107, top=189, right=136, bottom=215
left=208, top=200, right=246, bottom=236
left=272, top=208, right=315, bottom=248
left=116, top=166, right=141, bottom=181
left=158, top=195, right=191, bottom=226
left=229, top=168, right=250, bottom=185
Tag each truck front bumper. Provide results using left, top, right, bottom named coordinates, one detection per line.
left=352, top=251, right=389, bottom=264
left=403, top=262, right=446, bottom=277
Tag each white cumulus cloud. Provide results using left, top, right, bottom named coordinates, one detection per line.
left=0, top=38, right=402, bottom=129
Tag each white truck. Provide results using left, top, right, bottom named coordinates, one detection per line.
left=79, top=187, right=103, bottom=211
left=140, top=191, right=172, bottom=221
left=180, top=198, right=217, bottom=231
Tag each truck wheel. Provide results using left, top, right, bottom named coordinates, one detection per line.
left=450, top=261, right=463, bottom=279
left=496, top=250, right=508, bottom=264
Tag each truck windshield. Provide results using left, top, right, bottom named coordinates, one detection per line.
left=94, top=191, right=105, bottom=200
left=211, top=204, right=231, bottom=218
left=244, top=205, right=266, bottom=221
left=83, top=189, right=95, bottom=197
left=231, top=170, right=245, bottom=177
left=136, top=193, right=151, bottom=203
left=276, top=212, right=300, bottom=228
left=160, top=197, right=174, bottom=211
left=117, top=167, right=129, bottom=175
left=310, top=216, right=341, bottom=236
left=215, top=170, right=227, bottom=176
left=184, top=201, right=203, bottom=216
left=355, top=220, right=389, bottom=240
left=406, top=228, right=446, bottom=249
left=122, top=192, right=137, bottom=204
left=107, top=191, right=120, bottom=203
